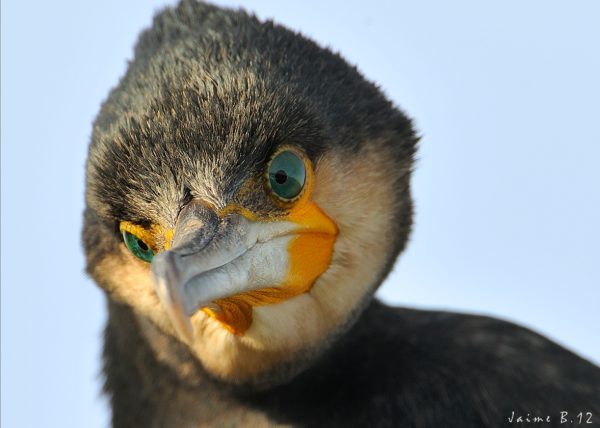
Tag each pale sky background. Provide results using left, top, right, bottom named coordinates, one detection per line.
left=2, top=1, right=599, bottom=427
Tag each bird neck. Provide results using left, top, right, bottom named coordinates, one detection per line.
left=104, top=300, right=210, bottom=389
left=102, top=297, right=387, bottom=425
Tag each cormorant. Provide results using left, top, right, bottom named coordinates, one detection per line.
left=83, top=1, right=600, bottom=426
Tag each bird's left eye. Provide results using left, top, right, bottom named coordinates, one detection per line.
left=122, top=231, right=155, bottom=262
left=266, top=149, right=307, bottom=201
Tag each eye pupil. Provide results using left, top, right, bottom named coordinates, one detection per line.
left=137, top=239, right=149, bottom=252
left=274, top=170, right=288, bottom=184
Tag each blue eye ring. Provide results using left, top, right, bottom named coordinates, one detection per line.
left=122, top=230, right=155, bottom=262
left=266, top=148, right=307, bottom=203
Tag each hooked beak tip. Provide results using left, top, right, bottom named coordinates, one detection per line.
left=152, top=253, right=195, bottom=344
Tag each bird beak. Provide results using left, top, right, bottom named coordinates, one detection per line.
left=151, top=199, right=336, bottom=342
left=151, top=201, right=257, bottom=342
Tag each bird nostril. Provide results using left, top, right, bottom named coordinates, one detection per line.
left=275, top=170, right=288, bottom=184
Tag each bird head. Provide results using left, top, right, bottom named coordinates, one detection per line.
left=83, top=1, right=417, bottom=385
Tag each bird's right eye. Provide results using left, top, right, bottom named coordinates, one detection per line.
left=122, top=230, right=155, bottom=262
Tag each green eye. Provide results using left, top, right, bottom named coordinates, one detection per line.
left=267, top=150, right=307, bottom=201
left=123, top=231, right=155, bottom=262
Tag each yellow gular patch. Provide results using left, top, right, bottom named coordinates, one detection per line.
left=203, top=201, right=338, bottom=334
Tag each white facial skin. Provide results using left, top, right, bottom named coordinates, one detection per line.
left=152, top=217, right=298, bottom=342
